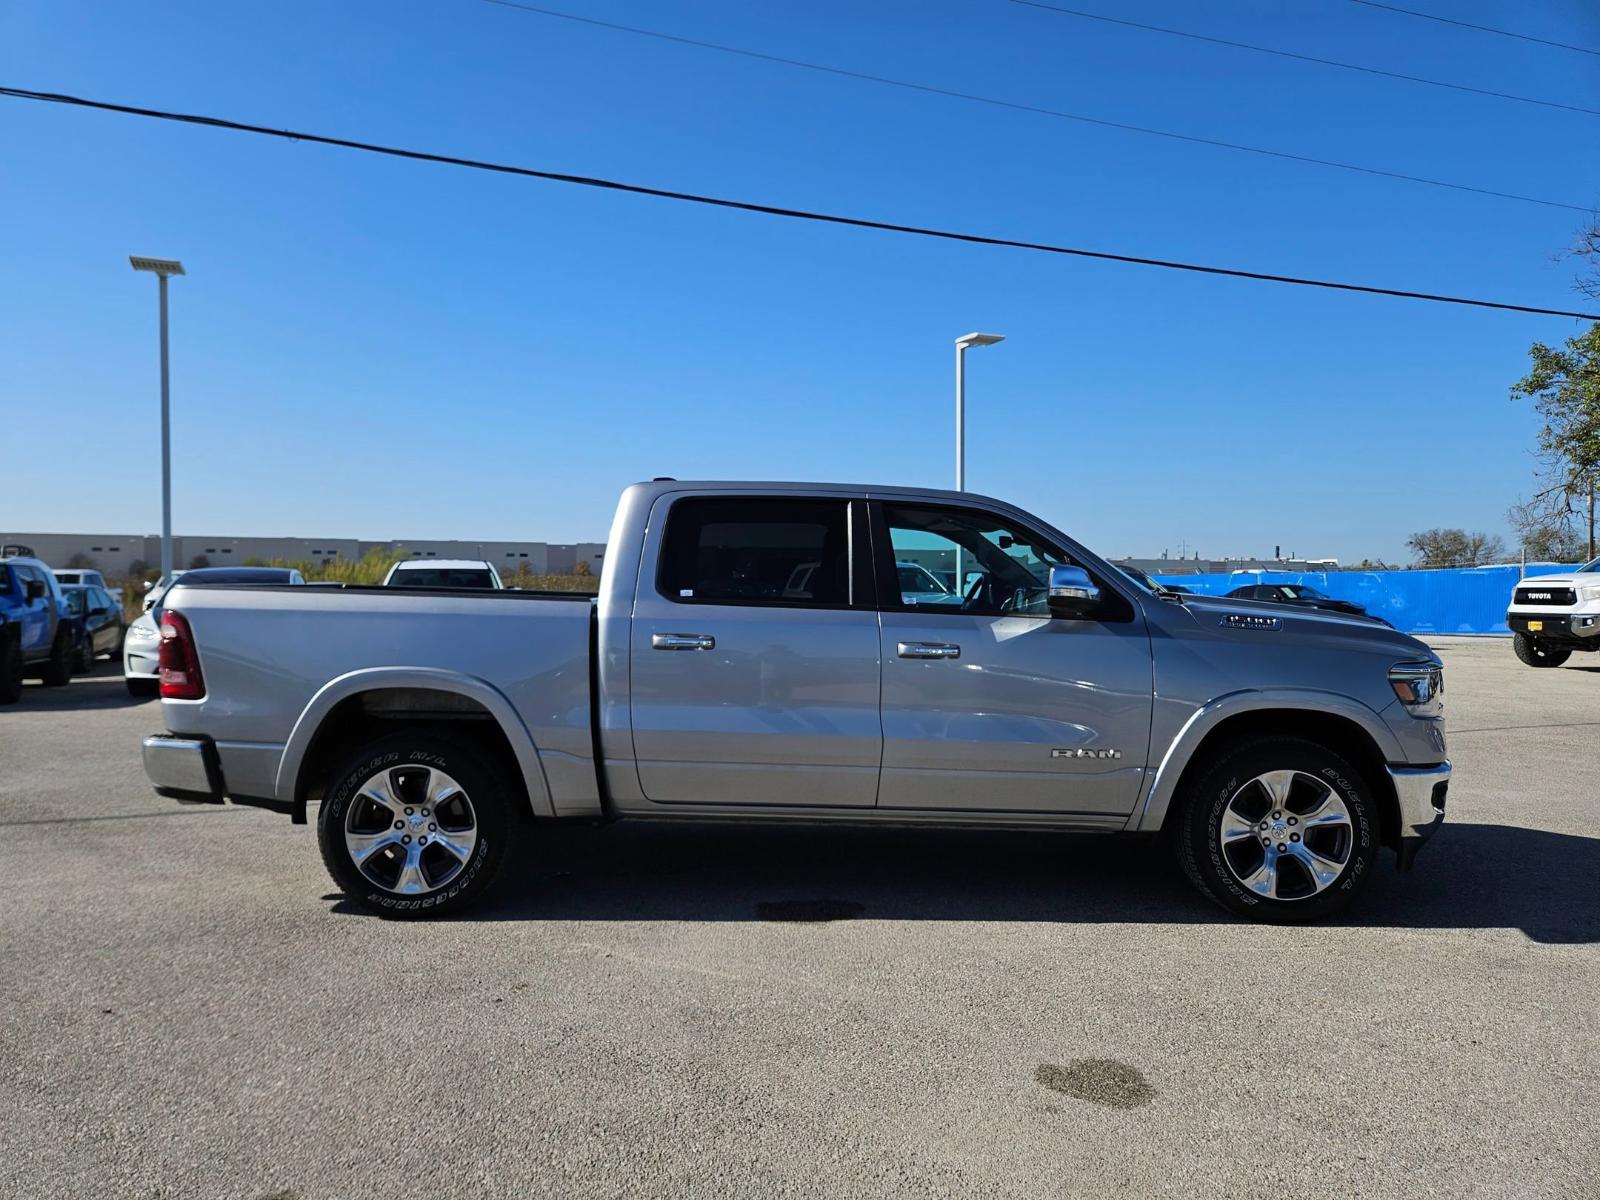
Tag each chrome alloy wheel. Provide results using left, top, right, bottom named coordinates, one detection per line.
left=344, top=765, right=478, bottom=896
left=1217, top=769, right=1353, bottom=902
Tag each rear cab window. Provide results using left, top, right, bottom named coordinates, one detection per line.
left=656, top=496, right=858, bottom=608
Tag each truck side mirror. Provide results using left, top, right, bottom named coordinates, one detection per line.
left=1047, top=564, right=1101, bottom=618
left=24, top=580, right=44, bottom=604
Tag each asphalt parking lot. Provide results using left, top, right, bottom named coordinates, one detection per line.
left=2, top=638, right=1596, bottom=1199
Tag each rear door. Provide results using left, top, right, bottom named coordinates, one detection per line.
left=629, top=493, right=883, bottom=807
left=872, top=500, right=1153, bottom=818
left=90, top=588, right=116, bottom=651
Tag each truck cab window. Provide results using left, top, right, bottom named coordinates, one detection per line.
left=881, top=504, right=1060, bottom=616
left=658, top=497, right=852, bottom=607
left=880, top=503, right=1129, bottom=620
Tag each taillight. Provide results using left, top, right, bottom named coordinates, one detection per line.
left=159, top=611, right=206, bottom=700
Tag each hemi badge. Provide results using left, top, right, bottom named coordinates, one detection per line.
left=1222, top=614, right=1281, bottom=630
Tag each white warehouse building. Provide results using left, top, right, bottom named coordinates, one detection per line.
left=0, top=532, right=605, bottom=577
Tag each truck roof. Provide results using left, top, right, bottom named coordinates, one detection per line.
left=628, top=480, right=1011, bottom=506
left=390, top=558, right=495, bottom=570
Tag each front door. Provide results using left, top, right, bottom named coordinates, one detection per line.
left=874, top=501, right=1153, bottom=817
left=13, top=566, right=51, bottom=656
left=629, top=493, right=883, bottom=807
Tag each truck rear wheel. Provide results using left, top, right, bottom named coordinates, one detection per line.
left=1174, top=737, right=1378, bottom=922
left=317, top=731, right=512, bottom=918
left=1513, top=633, right=1571, bottom=668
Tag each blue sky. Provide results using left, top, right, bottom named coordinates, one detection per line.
left=4, top=0, right=1598, bottom=562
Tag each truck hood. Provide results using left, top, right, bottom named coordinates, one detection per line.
left=1172, top=592, right=1433, bottom=658
left=1515, top=574, right=1596, bottom=588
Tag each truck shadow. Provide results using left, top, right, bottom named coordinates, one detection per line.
left=448, top=819, right=1599, bottom=944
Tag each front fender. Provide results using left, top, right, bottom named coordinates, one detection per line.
left=1129, top=688, right=1402, bottom=834
left=274, top=666, right=556, bottom=819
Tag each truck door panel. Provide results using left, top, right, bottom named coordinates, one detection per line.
left=629, top=494, right=882, bottom=807
left=873, top=502, right=1153, bottom=816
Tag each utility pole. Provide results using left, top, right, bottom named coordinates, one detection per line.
left=129, top=256, right=187, bottom=583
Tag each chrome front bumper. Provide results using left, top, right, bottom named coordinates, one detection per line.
left=142, top=734, right=224, bottom=803
left=1386, top=760, right=1449, bottom=868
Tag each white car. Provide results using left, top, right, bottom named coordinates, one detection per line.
left=382, top=559, right=503, bottom=589
left=125, top=567, right=303, bottom=696
left=1505, top=555, right=1600, bottom=667
left=51, top=567, right=122, bottom=604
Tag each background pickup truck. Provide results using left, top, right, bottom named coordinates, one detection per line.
left=142, top=480, right=1451, bottom=921
left=1505, top=555, right=1600, bottom=668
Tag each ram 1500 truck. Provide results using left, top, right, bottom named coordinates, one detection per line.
left=141, top=481, right=1450, bottom=921
left=1505, top=556, right=1600, bottom=667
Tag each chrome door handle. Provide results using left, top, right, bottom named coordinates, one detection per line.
left=652, top=633, right=716, bottom=651
left=898, top=641, right=960, bottom=660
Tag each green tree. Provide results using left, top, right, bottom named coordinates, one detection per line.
left=1508, top=499, right=1588, bottom=562
left=1405, top=528, right=1506, bottom=568
left=1509, top=323, right=1600, bottom=559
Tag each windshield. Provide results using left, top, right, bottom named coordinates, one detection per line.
left=1280, top=584, right=1328, bottom=601
left=388, top=568, right=497, bottom=589
left=1116, top=565, right=1174, bottom=596
left=62, top=589, right=86, bottom=615
left=1580, top=556, right=1600, bottom=574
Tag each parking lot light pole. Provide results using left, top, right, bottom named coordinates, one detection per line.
left=954, top=332, right=1005, bottom=491
left=129, top=256, right=186, bottom=585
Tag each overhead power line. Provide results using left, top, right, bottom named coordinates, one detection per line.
left=1349, top=1, right=1600, bottom=58
left=477, top=0, right=1587, bottom=214
left=3, top=86, right=1595, bottom=321
left=1006, top=0, right=1600, bottom=118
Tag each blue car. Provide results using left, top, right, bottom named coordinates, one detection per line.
left=0, top=553, right=74, bottom=698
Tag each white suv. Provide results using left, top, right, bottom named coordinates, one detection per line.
left=1505, top=556, right=1600, bottom=667
left=382, top=559, right=503, bottom=589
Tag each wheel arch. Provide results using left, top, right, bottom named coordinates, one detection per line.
left=1134, top=691, right=1403, bottom=850
left=276, top=668, right=556, bottom=824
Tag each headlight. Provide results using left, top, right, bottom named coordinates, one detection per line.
left=1582, top=586, right=1600, bottom=602
left=127, top=624, right=159, bottom=642
left=1390, top=661, right=1443, bottom=715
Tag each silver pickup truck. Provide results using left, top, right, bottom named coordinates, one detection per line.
left=142, top=480, right=1449, bottom=921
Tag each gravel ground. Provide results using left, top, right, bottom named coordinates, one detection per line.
left=1, top=638, right=1596, bottom=1199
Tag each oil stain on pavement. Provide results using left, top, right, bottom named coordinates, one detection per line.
left=755, top=898, right=865, bottom=923
left=1035, top=1059, right=1155, bottom=1109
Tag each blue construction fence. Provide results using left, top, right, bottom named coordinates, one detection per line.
left=1148, top=563, right=1584, bottom=636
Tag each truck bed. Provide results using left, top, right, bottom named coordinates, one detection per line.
left=154, top=582, right=601, bottom=819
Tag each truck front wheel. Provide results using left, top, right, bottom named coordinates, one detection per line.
left=317, top=731, right=513, bottom=918
left=1513, top=633, right=1571, bottom=668
left=1174, top=737, right=1379, bottom=922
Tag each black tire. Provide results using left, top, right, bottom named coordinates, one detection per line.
left=1513, top=632, right=1571, bottom=668
left=75, top=632, right=96, bottom=673
left=317, top=731, right=513, bottom=918
left=1174, top=736, right=1379, bottom=923
left=0, top=632, right=22, bottom=704
left=126, top=676, right=159, bottom=698
left=40, top=628, right=72, bottom=687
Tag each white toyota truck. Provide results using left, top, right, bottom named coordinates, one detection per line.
left=1505, top=556, right=1600, bottom=667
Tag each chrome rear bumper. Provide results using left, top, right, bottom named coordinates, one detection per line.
left=142, top=734, right=223, bottom=803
